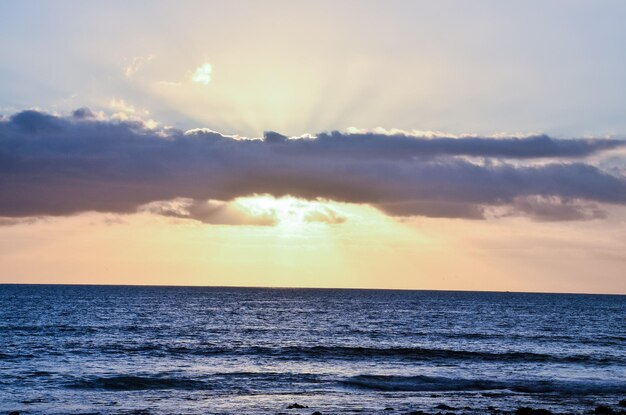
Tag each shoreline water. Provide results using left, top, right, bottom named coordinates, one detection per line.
left=4, top=400, right=626, bottom=415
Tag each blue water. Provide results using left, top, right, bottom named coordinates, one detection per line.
left=0, top=285, right=624, bottom=414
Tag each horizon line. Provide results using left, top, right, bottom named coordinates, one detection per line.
left=0, top=282, right=624, bottom=296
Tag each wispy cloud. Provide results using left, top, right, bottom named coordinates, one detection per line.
left=123, top=55, right=155, bottom=78
left=1, top=109, right=625, bottom=222
left=109, top=98, right=138, bottom=114
left=107, top=99, right=157, bottom=128
left=191, top=63, right=212, bottom=85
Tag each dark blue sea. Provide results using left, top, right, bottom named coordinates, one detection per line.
left=1, top=285, right=625, bottom=415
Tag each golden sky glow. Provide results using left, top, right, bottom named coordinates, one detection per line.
left=1, top=196, right=624, bottom=293
left=1, top=2, right=626, bottom=293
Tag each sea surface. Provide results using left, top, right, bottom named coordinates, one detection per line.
left=0, top=285, right=624, bottom=415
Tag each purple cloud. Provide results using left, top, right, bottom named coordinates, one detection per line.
left=1, top=109, right=625, bottom=221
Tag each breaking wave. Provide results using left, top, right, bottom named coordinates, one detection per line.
left=342, top=374, right=626, bottom=394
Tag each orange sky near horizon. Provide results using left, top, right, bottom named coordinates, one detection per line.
left=1, top=197, right=624, bottom=294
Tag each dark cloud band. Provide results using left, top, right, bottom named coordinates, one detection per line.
left=1, top=109, right=625, bottom=221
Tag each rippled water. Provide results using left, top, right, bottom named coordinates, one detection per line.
left=1, top=285, right=624, bottom=414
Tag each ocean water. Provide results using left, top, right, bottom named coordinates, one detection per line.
left=0, top=285, right=624, bottom=415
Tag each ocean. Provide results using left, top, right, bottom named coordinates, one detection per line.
left=0, top=285, right=624, bottom=415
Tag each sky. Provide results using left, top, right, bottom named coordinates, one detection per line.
left=0, top=0, right=625, bottom=293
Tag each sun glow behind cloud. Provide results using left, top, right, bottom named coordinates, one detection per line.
left=139, top=195, right=351, bottom=228
left=235, top=195, right=347, bottom=228
left=1, top=2, right=626, bottom=293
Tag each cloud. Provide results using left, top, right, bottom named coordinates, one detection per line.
left=0, top=217, right=42, bottom=227
left=109, top=98, right=137, bottom=114
left=303, top=206, right=346, bottom=224
left=295, top=131, right=625, bottom=160
left=124, top=55, right=155, bottom=78
left=192, top=63, right=212, bottom=85
left=8, top=110, right=65, bottom=133
left=485, top=195, right=607, bottom=221
left=1, top=109, right=625, bottom=222
left=106, top=99, right=157, bottom=128
left=142, top=198, right=277, bottom=226
left=140, top=195, right=347, bottom=226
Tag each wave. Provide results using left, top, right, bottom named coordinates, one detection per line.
left=67, top=375, right=208, bottom=391
left=137, top=344, right=616, bottom=365
left=66, top=372, right=322, bottom=391
left=341, top=374, right=626, bottom=395
left=0, top=352, right=36, bottom=360
left=9, top=341, right=620, bottom=365
left=65, top=372, right=626, bottom=395
left=266, top=345, right=615, bottom=364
